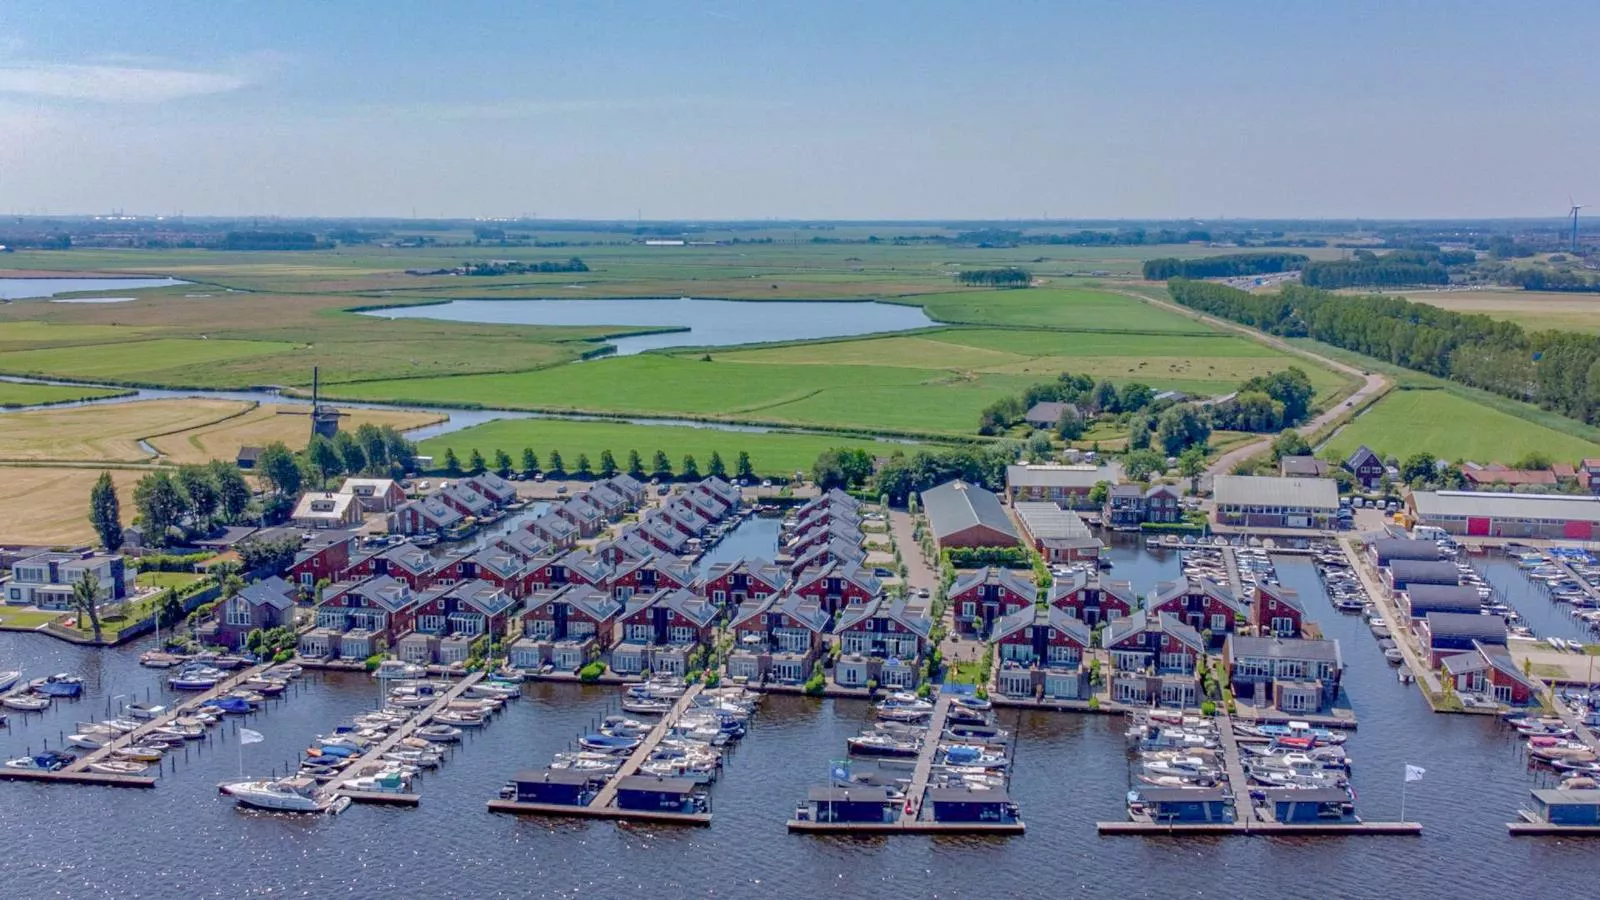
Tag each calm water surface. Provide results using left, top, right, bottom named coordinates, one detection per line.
left=360, top=297, right=936, bottom=355
left=0, top=277, right=187, bottom=299
left=0, top=549, right=1590, bottom=899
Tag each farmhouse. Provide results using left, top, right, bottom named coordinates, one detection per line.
left=921, top=480, right=1019, bottom=550
left=1014, top=502, right=1102, bottom=563
left=990, top=605, right=1092, bottom=700
left=1460, top=464, right=1557, bottom=490
left=1212, top=475, right=1339, bottom=529
left=1023, top=401, right=1079, bottom=430
left=1345, top=445, right=1385, bottom=491
left=1005, top=463, right=1122, bottom=510
left=1406, top=491, right=1600, bottom=540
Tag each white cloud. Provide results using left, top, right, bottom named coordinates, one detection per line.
left=0, top=62, right=249, bottom=103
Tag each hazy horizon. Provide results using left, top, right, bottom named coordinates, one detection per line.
left=3, top=1, right=1596, bottom=221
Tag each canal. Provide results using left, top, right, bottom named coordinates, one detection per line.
left=0, top=547, right=1594, bottom=897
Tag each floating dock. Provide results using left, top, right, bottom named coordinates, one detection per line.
left=0, top=662, right=279, bottom=789
left=1097, top=820, right=1422, bottom=836
left=323, top=670, right=487, bottom=807
left=490, top=682, right=713, bottom=825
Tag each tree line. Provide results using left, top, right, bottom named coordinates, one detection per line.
left=1142, top=252, right=1309, bottom=280
left=1299, top=248, right=1473, bottom=289
left=1206, top=368, right=1315, bottom=433
left=955, top=267, right=1031, bottom=287
left=1168, top=279, right=1600, bottom=426
left=440, top=446, right=756, bottom=483
left=979, top=372, right=1157, bottom=436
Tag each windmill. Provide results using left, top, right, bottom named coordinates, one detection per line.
left=1570, top=197, right=1585, bottom=254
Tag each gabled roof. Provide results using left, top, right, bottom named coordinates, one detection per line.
left=703, top=557, right=786, bottom=591
left=1404, top=583, right=1481, bottom=613
left=444, top=578, right=519, bottom=617
left=1254, top=583, right=1304, bottom=615
left=380, top=543, right=438, bottom=575
left=921, top=480, right=1018, bottom=543
left=991, top=605, right=1091, bottom=646
left=1371, top=538, right=1440, bottom=562
left=560, top=496, right=603, bottom=521
left=656, top=587, right=719, bottom=628
left=529, top=512, right=577, bottom=538
left=949, top=566, right=1036, bottom=601
left=1108, top=483, right=1144, bottom=499
left=342, top=575, right=415, bottom=613
left=1213, top=475, right=1339, bottom=511
left=1441, top=650, right=1490, bottom=676
left=1226, top=634, right=1341, bottom=665
left=465, top=472, right=516, bottom=499
left=729, top=592, right=828, bottom=634
left=1024, top=400, right=1078, bottom=425
left=339, top=477, right=401, bottom=497
left=1389, top=559, right=1460, bottom=585
left=440, top=484, right=492, bottom=514
left=612, top=551, right=692, bottom=585
left=1345, top=445, right=1382, bottom=469
left=587, top=482, right=627, bottom=508
left=1478, top=641, right=1539, bottom=692
left=635, top=517, right=689, bottom=550
left=1104, top=611, right=1205, bottom=654
left=526, top=584, right=621, bottom=622
left=791, top=538, right=866, bottom=573
left=1150, top=577, right=1244, bottom=615
left=834, top=597, right=932, bottom=639
left=293, top=491, right=357, bottom=521
left=559, top=550, right=613, bottom=584
left=494, top=529, right=549, bottom=560
left=237, top=576, right=296, bottom=610
left=695, top=476, right=742, bottom=505
left=799, top=489, right=860, bottom=517
left=466, top=548, right=527, bottom=581
left=793, top=558, right=882, bottom=597
left=603, top=473, right=646, bottom=498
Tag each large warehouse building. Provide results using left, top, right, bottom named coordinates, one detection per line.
left=1407, top=491, right=1600, bottom=539
left=921, top=480, right=1020, bottom=550
left=1212, top=475, right=1340, bottom=529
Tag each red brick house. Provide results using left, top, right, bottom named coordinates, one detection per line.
left=287, top=534, right=357, bottom=590
left=787, top=519, right=862, bottom=557
left=611, top=588, right=720, bottom=676
left=526, top=513, right=578, bottom=550
left=399, top=579, right=522, bottom=665
left=1251, top=583, right=1306, bottom=638
left=439, top=548, right=534, bottom=598
left=343, top=544, right=442, bottom=592
left=463, top=472, right=518, bottom=506
left=212, top=576, right=297, bottom=651
left=300, top=575, right=419, bottom=660
left=1147, top=577, right=1247, bottom=647
left=1440, top=640, right=1538, bottom=706
left=436, top=483, right=494, bottom=518
left=789, top=538, right=867, bottom=579
left=990, top=605, right=1093, bottom=700
left=388, top=497, right=465, bottom=536
left=792, top=559, right=882, bottom=616
left=633, top=517, right=691, bottom=555
left=1047, top=570, right=1136, bottom=625
left=555, top=495, right=606, bottom=537
left=510, top=585, right=623, bottom=671
left=726, top=592, right=831, bottom=683
left=700, top=557, right=786, bottom=607
left=1104, top=612, right=1205, bottom=674
left=1345, top=445, right=1385, bottom=492
left=948, top=566, right=1037, bottom=635
left=609, top=553, right=694, bottom=602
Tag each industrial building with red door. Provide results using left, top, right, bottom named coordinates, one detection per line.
left=1407, top=491, right=1600, bottom=540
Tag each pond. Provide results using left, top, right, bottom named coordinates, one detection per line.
left=0, top=277, right=188, bottom=300
left=360, top=297, right=936, bottom=355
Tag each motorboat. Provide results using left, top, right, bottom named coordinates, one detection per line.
left=98, top=718, right=141, bottom=733
left=468, top=680, right=522, bottom=700
left=415, top=724, right=463, bottom=743
left=2, top=694, right=50, bottom=712
left=875, top=706, right=932, bottom=723
left=942, top=744, right=1009, bottom=769
left=1144, top=756, right=1222, bottom=780
left=5, top=750, right=76, bottom=771
left=267, top=663, right=304, bottom=679
left=222, top=776, right=345, bottom=813
left=1240, top=722, right=1348, bottom=745
left=846, top=734, right=921, bottom=758
left=87, top=760, right=150, bottom=776
left=139, top=651, right=184, bottom=669
left=203, top=697, right=255, bottom=715
left=620, top=697, right=674, bottom=715
left=601, top=715, right=652, bottom=736
left=30, top=673, right=84, bottom=698
left=169, top=668, right=224, bottom=691
left=432, top=710, right=486, bottom=727
left=579, top=733, right=642, bottom=753
left=151, top=724, right=205, bottom=741
left=0, top=670, right=20, bottom=693
left=382, top=750, right=442, bottom=768
left=1384, top=648, right=1404, bottom=664
left=343, top=770, right=412, bottom=794
left=112, top=746, right=167, bottom=762
left=67, top=733, right=109, bottom=750
left=373, top=660, right=428, bottom=680
left=124, top=702, right=167, bottom=720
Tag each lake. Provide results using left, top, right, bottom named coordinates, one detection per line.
left=0, top=544, right=1592, bottom=898
left=0, top=277, right=188, bottom=300
left=360, top=297, right=936, bottom=355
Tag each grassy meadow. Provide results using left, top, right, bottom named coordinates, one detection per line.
left=1323, top=388, right=1600, bottom=464
left=0, top=381, right=129, bottom=407
left=1381, top=288, right=1600, bottom=334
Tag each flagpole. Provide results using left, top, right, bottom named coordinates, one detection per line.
left=1400, top=771, right=1407, bottom=823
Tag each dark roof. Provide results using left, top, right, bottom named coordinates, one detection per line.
left=1345, top=445, right=1382, bottom=469
left=238, top=576, right=296, bottom=610
left=1226, top=634, right=1342, bottom=664
left=1389, top=560, right=1460, bottom=585
left=1371, top=539, right=1439, bottom=562
left=614, top=775, right=698, bottom=795
left=949, top=566, right=1036, bottom=601
left=927, top=787, right=1013, bottom=804
left=1137, top=787, right=1230, bottom=803
left=1280, top=456, right=1330, bottom=478
left=1404, top=584, right=1481, bottom=613
left=513, top=768, right=601, bottom=786
left=1024, top=401, right=1078, bottom=425
left=920, top=480, right=1018, bottom=544
left=1426, top=612, right=1507, bottom=642
left=1260, top=788, right=1351, bottom=804
left=807, top=786, right=894, bottom=803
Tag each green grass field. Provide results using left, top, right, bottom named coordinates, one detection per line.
left=1323, top=389, right=1600, bottom=464
left=0, top=338, right=297, bottom=383
left=419, top=418, right=922, bottom=477
left=913, top=287, right=1217, bottom=332
left=0, top=381, right=129, bottom=407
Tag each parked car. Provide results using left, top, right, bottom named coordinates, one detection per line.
left=556, top=485, right=568, bottom=495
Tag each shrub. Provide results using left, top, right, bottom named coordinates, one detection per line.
left=803, top=673, right=827, bottom=696
left=704, top=669, right=721, bottom=688
left=363, top=653, right=384, bottom=672
left=1088, top=695, right=1101, bottom=711
left=1200, top=700, right=1217, bottom=716
left=272, top=648, right=294, bottom=664
left=578, top=660, right=605, bottom=682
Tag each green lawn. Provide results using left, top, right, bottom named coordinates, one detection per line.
left=0, top=381, right=129, bottom=407
left=419, top=417, right=923, bottom=477
left=912, top=287, right=1216, bottom=333
left=1323, top=389, right=1600, bottom=464
left=136, top=571, right=207, bottom=590
left=0, top=338, right=297, bottom=383
left=0, top=608, right=65, bottom=629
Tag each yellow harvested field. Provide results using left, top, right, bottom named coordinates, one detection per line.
left=0, top=466, right=140, bottom=545
left=0, top=398, right=249, bottom=463
left=1387, top=289, right=1600, bottom=333
left=148, top=404, right=444, bottom=465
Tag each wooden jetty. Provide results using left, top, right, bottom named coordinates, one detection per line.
left=1221, top=546, right=1244, bottom=595
left=1098, top=820, right=1422, bottom=836
left=1215, top=715, right=1254, bottom=820
left=901, top=694, right=954, bottom=825
left=490, top=682, right=713, bottom=825
left=323, top=670, right=487, bottom=807
left=0, top=662, right=279, bottom=789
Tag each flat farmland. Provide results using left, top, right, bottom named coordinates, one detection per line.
left=0, top=382, right=129, bottom=407
left=0, top=398, right=249, bottom=462
left=0, top=338, right=296, bottom=384
left=1322, top=389, right=1600, bottom=464
left=0, top=466, right=140, bottom=545
left=1392, top=289, right=1600, bottom=333
left=418, top=418, right=921, bottom=479
left=146, top=404, right=444, bottom=465
left=913, top=288, right=1216, bottom=331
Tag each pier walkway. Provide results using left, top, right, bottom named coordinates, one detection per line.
left=1221, top=546, right=1244, bottom=595
left=1338, top=538, right=1442, bottom=695
left=1552, top=558, right=1600, bottom=605
left=0, top=662, right=275, bottom=789
left=1215, top=716, right=1257, bottom=823
left=589, top=682, right=704, bottom=810
left=901, top=694, right=954, bottom=824
left=325, top=671, right=486, bottom=805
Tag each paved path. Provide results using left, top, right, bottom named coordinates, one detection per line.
left=887, top=509, right=935, bottom=592
left=1111, top=286, right=1391, bottom=481
left=901, top=695, right=953, bottom=824
left=589, top=683, right=704, bottom=810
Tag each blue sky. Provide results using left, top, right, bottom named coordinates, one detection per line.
left=0, top=1, right=1594, bottom=219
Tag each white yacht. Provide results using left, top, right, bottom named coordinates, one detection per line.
left=221, top=777, right=344, bottom=813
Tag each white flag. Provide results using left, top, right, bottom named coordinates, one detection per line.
left=239, top=728, right=265, bottom=745
left=1404, top=764, right=1425, bottom=782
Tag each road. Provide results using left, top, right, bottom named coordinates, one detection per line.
left=1111, top=286, right=1391, bottom=481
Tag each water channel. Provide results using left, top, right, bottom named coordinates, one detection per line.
left=0, top=277, right=189, bottom=300
left=360, top=297, right=936, bottom=355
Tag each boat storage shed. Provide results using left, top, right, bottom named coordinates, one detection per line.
left=1407, top=491, right=1600, bottom=540
left=921, top=480, right=1019, bottom=550
left=1385, top=559, right=1460, bottom=590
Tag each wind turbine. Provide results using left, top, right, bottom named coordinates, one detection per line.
left=1570, top=197, right=1585, bottom=254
